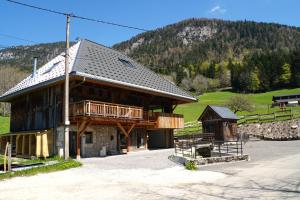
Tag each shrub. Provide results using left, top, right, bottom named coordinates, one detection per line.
left=185, top=160, right=198, bottom=170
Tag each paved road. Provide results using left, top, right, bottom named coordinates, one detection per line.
left=0, top=141, right=300, bottom=200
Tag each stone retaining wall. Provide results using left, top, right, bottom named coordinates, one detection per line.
left=169, top=154, right=249, bottom=166
left=238, top=119, right=300, bottom=140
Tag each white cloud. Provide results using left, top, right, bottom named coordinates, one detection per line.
left=209, top=5, right=227, bottom=14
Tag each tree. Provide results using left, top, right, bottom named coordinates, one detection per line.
left=226, top=95, right=254, bottom=114
left=246, top=70, right=260, bottom=92
left=279, top=63, right=291, bottom=85
left=191, top=75, right=208, bottom=94
left=180, top=77, right=193, bottom=91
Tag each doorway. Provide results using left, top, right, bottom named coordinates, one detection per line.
left=69, top=131, right=77, bottom=157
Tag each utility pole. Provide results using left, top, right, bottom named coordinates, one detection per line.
left=64, top=14, right=70, bottom=160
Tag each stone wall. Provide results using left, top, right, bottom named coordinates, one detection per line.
left=55, top=125, right=118, bottom=158
left=238, top=119, right=300, bottom=140
left=81, top=126, right=117, bottom=157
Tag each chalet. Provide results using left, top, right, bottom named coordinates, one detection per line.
left=198, top=105, right=238, bottom=141
left=272, top=94, right=300, bottom=108
left=0, top=39, right=196, bottom=158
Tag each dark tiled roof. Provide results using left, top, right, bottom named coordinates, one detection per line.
left=199, top=105, right=238, bottom=120
left=209, top=106, right=238, bottom=120
left=0, top=39, right=196, bottom=102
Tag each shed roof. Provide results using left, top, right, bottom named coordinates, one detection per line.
left=198, top=105, right=239, bottom=121
left=0, top=39, right=196, bottom=102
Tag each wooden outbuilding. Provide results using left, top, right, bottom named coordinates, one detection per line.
left=198, top=105, right=238, bottom=141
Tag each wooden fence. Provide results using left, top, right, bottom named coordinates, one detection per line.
left=175, top=109, right=300, bottom=136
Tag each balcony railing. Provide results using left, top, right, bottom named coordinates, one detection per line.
left=70, top=100, right=143, bottom=120
left=69, top=100, right=184, bottom=128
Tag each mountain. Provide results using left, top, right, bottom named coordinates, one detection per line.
left=113, top=18, right=300, bottom=74
left=1, top=18, right=300, bottom=96
left=0, top=41, right=70, bottom=71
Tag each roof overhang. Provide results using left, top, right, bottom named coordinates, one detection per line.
left=73, top=72, right=197, bottom=103
left=0, top=75, right=66, bottom=102
left=0, top=72, right=197, bottom=104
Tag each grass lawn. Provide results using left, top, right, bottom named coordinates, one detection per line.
left=175, top=88, right=300, bottom=122
left=0, top=116, right=10, bottom=134
left=0, top=159, right=81, bottom=180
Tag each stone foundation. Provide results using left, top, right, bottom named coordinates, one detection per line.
left=169, top=154, right=249, bottom=166
left=238, top=119, right=300, bottom=140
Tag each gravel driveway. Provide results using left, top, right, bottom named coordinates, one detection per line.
left=0, top=141, right=300, bottom=200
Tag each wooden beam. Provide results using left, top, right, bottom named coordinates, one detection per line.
left=78, top=120, right=87, bottom=134
left=127, top=123, right=136, bottom=135
left=116, top=123, right=128, bottom=137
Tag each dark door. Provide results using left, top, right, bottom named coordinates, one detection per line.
left=69, top=131, right=77, bottom=156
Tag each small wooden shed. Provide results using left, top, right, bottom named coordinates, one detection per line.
left=198, top=105, right=239, bottom=141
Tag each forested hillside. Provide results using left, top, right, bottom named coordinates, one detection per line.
left=0, top=41, right=68, bottom=115
left=114, top=18, right=300, bottom=93
left=1, top=18, right=300, bottom=102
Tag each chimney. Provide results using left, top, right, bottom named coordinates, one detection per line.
left=32, top=57, right=38, bottom=78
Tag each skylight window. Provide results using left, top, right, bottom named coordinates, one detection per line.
left=118, top=58, right=135, bottom=68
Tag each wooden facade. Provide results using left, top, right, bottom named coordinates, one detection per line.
left=1, top=79, right=186, bottom=158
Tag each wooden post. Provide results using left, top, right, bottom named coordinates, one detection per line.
left=22, top=135, right=25, bottom=156
left=126, top=136, right=131, bottom=152
left=28, top=135, right=32, bottom=156
left=36, top=134, right=41, bottom=157
left=77, top=130, right=81, bottom=160
left=42, top=133, right=49, bottom=158
left=7, top=144, right=11, bottom=172
left=116, top=123, right=135, bottom=153
left=15, top=135, right=19, bottom=156
left=4, top=142, right=8, bottom=172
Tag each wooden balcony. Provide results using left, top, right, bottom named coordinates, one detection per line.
left=70, top=100, right=143, bottom=120
left=69, top=100, right=184, bottom=129
left=150, top=112, right=184, bottom=129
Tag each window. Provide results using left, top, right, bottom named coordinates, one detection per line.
left=118, top=58, right=135, bottom=68
left=85, top=132, right=93, bottom=144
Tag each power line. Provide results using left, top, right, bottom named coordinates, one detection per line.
left=5, top=0, right=150, bottom=32
left=0, top=33, right=37, bottom=44
left=6, top=0, right=66, bottom=15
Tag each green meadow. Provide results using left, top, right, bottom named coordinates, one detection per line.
left=0, top=116, right=9, bottom=134
left=175, top=88, right=300, bottom=122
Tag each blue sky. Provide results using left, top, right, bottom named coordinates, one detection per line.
left=1, top=0, right=300, bottom=47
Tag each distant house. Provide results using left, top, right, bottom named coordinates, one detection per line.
left=198, top=105, right=238, bottom=141
left=0, top=39, right=196, bottom=158
left=272, top=94, right=300, bottom=108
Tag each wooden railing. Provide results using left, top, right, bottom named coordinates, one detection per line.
left=70, top=100, right=143, bottom=120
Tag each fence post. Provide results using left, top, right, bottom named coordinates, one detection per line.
left=240, top=140, right=243, bottom=156
left=236, top=141, right=239, bottom=156
left=8, top=144, right=11, bottom=172
left=4, top=142, right=8, bottom=172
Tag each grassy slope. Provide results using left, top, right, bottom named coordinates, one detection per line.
left=0, top=116, right=9, bottom=134
left=175, top=88, right=300, bottom=122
